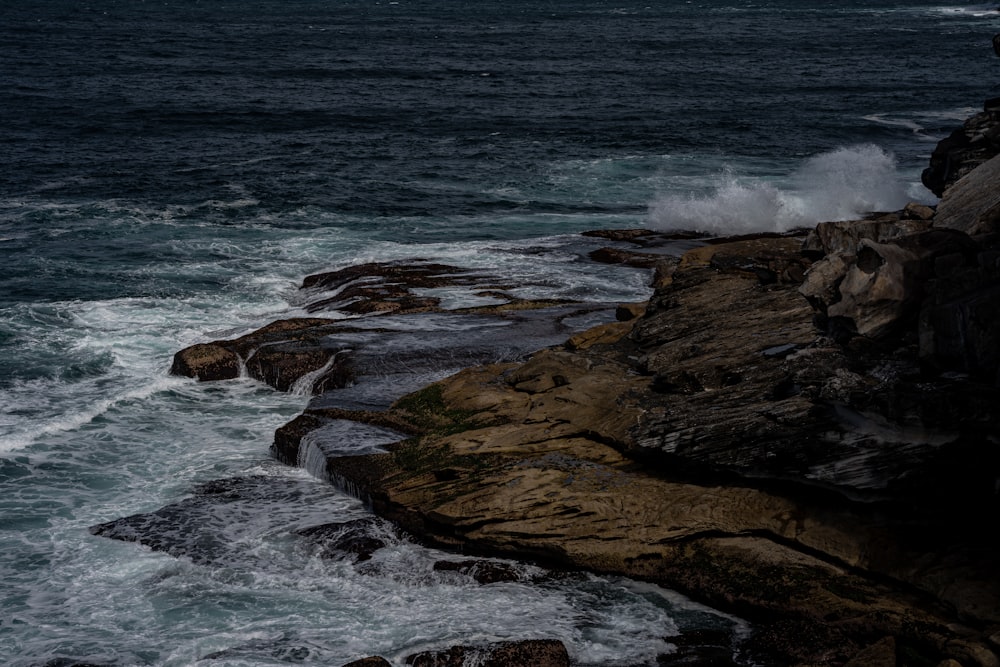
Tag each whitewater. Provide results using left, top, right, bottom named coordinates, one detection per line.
left=1, top=1, right=998, bottom=665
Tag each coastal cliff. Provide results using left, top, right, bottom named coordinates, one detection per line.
left=124, top=105, right=1000, bottom=666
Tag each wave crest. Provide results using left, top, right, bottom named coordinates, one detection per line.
left=647, top=144, right=914, bottom=235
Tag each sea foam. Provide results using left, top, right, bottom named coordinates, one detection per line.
left=647, top=144, right=914, bottom=235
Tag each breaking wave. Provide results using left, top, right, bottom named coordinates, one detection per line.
left=647, top=144, right=915, bottom=235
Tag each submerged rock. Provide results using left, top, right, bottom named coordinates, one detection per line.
left=404, top=639, right=570, bottom=667
left=297, top=517, right=399, bottom=562
left=431, top=558, right=526, bottom=584
left=341, top=658, right=392, bottom=667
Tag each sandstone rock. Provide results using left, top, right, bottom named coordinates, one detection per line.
left=801, top=214, right=932, bottom=259
left=904, top=202, right=936, bottom=221
left=922, top=106, right=1000, bottom=198
left=164, top=194, right=1000, bottom=666
left=935, top=152, right=1000, bottom=235
left=588, top=246, right=666, bottom=268
left=825, top=239, right=923, bottom=339
left=844, top=637, right=896, bottom=667
left=272, top=232, right=1000, bottom=666
left=170, top=317, right=344, bottom=392
left=169, top=342, right=241, bottom=381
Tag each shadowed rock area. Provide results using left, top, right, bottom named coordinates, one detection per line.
left=116, top=104, right=1000, bottom=667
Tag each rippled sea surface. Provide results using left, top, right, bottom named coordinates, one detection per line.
left=1, top=1, right=997, bottom=665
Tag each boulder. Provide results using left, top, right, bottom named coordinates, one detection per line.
left=341, top=658, right=392, bottom=667
left=824, top=239, right=924, bottom=339
left=934, top=152, right=1000, bottom=236
left=921, top=105, right=1000, bottom=198
left=169, top=342, right=241, bottom=381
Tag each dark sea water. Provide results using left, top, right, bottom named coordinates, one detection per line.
left=1, top=2, right=998, bottom=665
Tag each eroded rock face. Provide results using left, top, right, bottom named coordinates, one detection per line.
left=922, top=105, right=1000, bottom=198
left=169, top=259, right=620, bottom=394
left=157, top=147, right=1000, bottom=666
left=278, top=231, right=1000, bottom=667
left=935, top=152, right=1000, bottom=236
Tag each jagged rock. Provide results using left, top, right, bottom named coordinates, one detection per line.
left=167, top=129, right=1000, bottom=665
left=276, top=231, right=1000, bottom=667
left=934, top=152, right=1000, bottom=236
left=922, top=106, right=1000, bottom=198
left=824, top=239, right=924, bottom=339
left=170, top=317, right=345, bottom=392
left=801, top=213, right=932, bottom=259
left=404, top=639, right=569, bottom=667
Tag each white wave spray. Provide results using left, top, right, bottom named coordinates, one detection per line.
left=647, top=144, right=914, bottom=235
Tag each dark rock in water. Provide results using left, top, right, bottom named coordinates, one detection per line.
left=169, top=342, right=241, bottom=381
left=169, top=317, right=346, bottom=391
left=589, top=245, right=670, bottom=268
left=90, top=475, right=369, bottom=565
left=171, top=255, right=629, bottom=395
left=341, top=658, right=392, bottom=667
left=200, top=633, right=315, bottom=662
left=432, top=558, right=526, bottom=584
left=297, top=517, right=399, bottom=562
left=404, top=639, right=569, bottom=667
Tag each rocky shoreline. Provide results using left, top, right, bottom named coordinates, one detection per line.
left=102, top=103, right=1000, bottom=666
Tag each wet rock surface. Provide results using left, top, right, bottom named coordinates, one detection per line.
left=403, top=639, right=570, bottom=667
left=268, top=230, right=996, bottom=661
left=105, top=105, right=1000, bottom=666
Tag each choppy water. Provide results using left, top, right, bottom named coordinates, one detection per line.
left=1, top=1, right=997, bottom=665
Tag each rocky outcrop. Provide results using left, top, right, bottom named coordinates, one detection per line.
left=137, top=105, right=1000, bottom=667
left=935, top=153, right=1000, bottom=236
left=288, top=227, right=998, bottom=665
left=922, top=103, right=1000, bottom=198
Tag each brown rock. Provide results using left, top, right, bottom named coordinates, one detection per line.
left=169, top=342, right=241, bottom=381
left=291, top=233, right=1000, bottom=667
left=935, top=152, right=1000, bottom=236
left=844, top=637, right=896, bottom=667
left=825, top=239, right=923, bottom=339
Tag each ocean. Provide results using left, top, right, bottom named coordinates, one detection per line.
left=1, top=1, right=996, bottom=665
